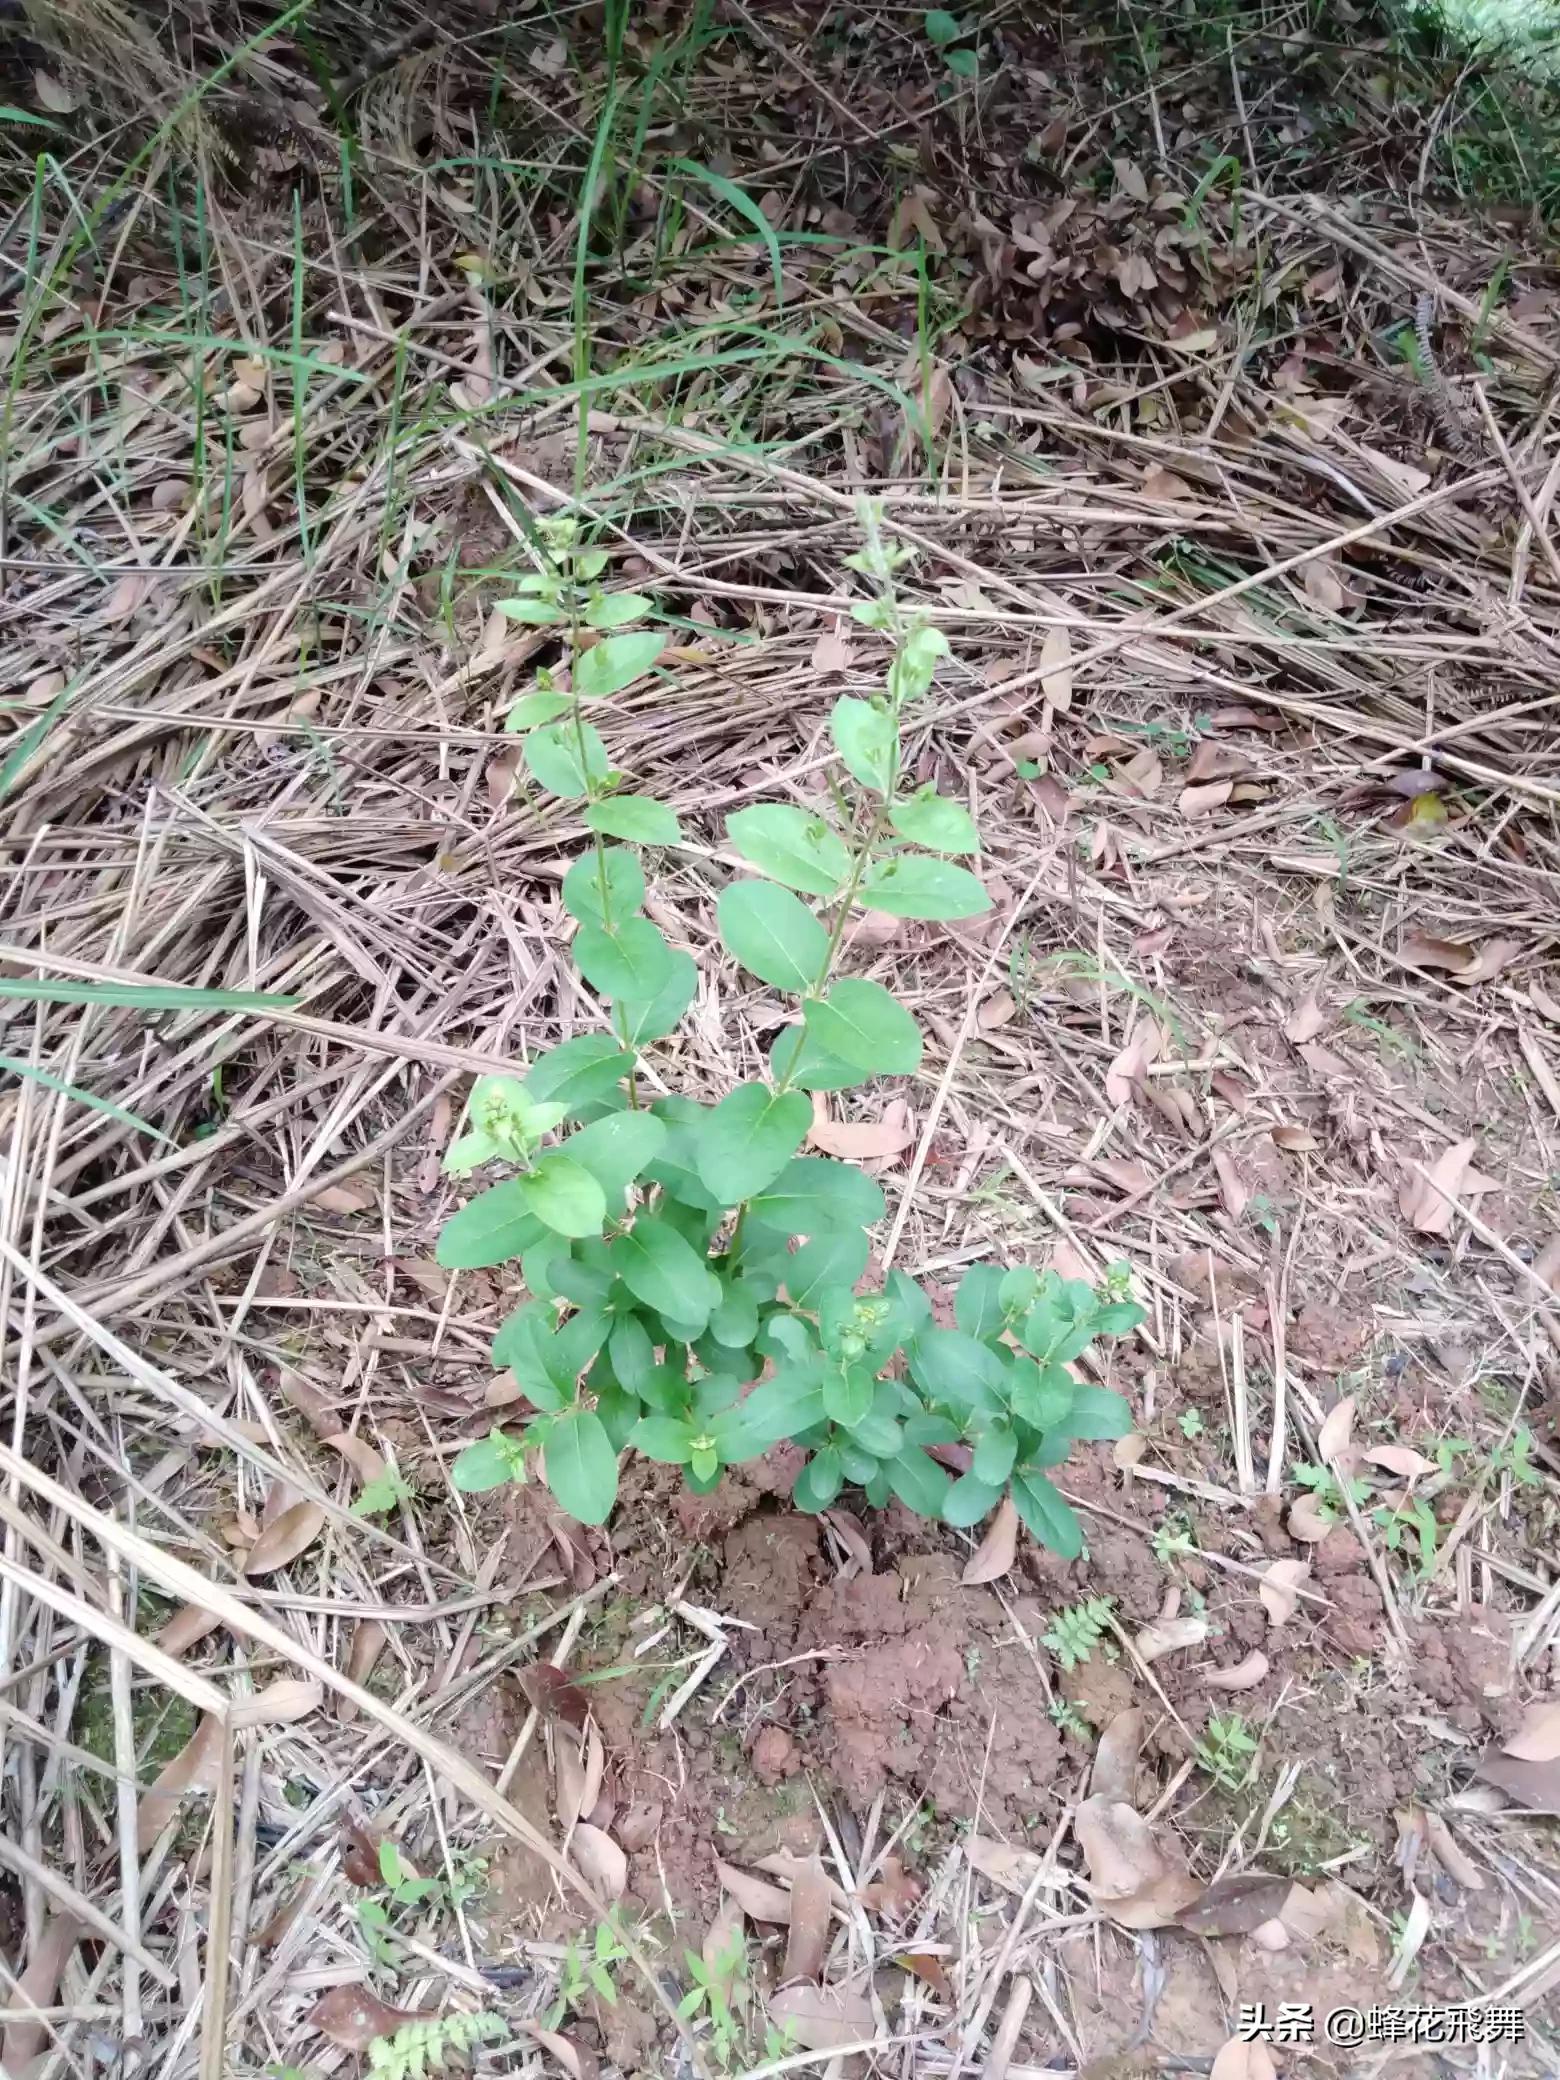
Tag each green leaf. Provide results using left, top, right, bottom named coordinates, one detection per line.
left=907, top=1329, right=1006, bottom=1415
left=943, top=1471, right=1002, bottom=1527
left=1011, top=1468, right=1083, bottom=1558
left=0, top=106, right=58, bottom=128
left=611, top=1216, right=720, bottom=1335
left=585, top=592, right=655, bottom=629
left=1065, top=1385, right=1134, bottom=1441
left=887, top=623, right=950, bottom=703
left=505, top=689, right=572, bottom=732
left=575, top=630, right=666, bottom=697
left=823, top=1362, right=874, bottom=1428
left=562, top=846, right=644, bottom=926
left=726, top=806, right=851, bottom=897
left=525, top=1034, right=635, bottom=1116
left=561, top=1111, right=667, bottom=1206
left=1094, top=1300, right=1147, bottom=1335
left=495, top=597, right=566, bottom=625
left=793, top=1447, right=843, bottom=1511
left=543, top=1408, right=619, bottom=1524
left=451, top=1432, right=522, bottom=1493
left=829, top=696, right=896, bottom=794
left=954, top=1264, right=1007, bottom=1341
left=924, top=8, right=961, bottom=43
left=1008, top=1359, right=1075, bottom=1432
left=717, top=881, right=828, bottom=992
left=973, top=1423, right=1018, bottom=1485
left=573, top=917, right=675, bottom=1000
left=945, top=44, right=979, bottom=74
left=673, top=158, right=786, bottom=307
left=608, top=1313, right=656, bottom=1395
left=519, top=1153, right=608, bottom=1238
left=709, top=1278, right=760, bottom=1349
left=768, top=1024, right=868, bottom=1093
left=586, top=796, right=682, bottom=845
left=884, top=1447, right=952, bottom=1517
left=727, top=1365, right=827, bottom=1450
left=804, top=978, right=922, bottom=1076
left=695, top=1083, right=812, bottom=1203
left=493, top=1299, right=571, bottom=1401
left=859, top=856, right=991, bottom=919
left=0, top=978, right=298, bottom=1013
left=523, top=720, right=610, bottom=800
left=785, top=1229, right=871, bottom=1310
left=889, top=789, right=979, bottom=854
left=630, top=1415, right=695, bottom=1464
left=437, top=1181, right=546, bottom=1269
left=612, top=947, right=697, bottom=1046
left=748, top=1158, right=886, bottom=1237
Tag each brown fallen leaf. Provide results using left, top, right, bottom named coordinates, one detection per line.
left=33, top=70, right=78, bottom=113
left=1105, top=1020, right=1160, bottom=1107
left=1039, top=623, right=1073, bottom=710
left=892, top=1951, right=951, bottom=2000
left=961, top=1496, right=1018, bottom=1585
left=810, top=624, right=853, bottom=675
left=1073, top=1796, right=1201, bottom=1928
left=1399, top=1137, right=1477, bottom=1237
left=1211, top=2036, right=1278, bottom=2080
left=1502, top=1701, right=1560, bottom=1763
left=806, top=1092, right=914, bottom=1163
left=341, top=1816, right=383, bottom=1887
left=1472, top=1748, right=1560, bottom=1814
left=518, top=1661, right=589, bottom=1728
left=324, top=1431, right=387, bottom=1486
left=1143, top=462, right=1198, bottom=504
left=1133, top=1615, right=1208, bottom=1664
left=1284, top=988, right=1328, bottom=1044
left=1090, top=1709, right=1144, bottom=1806
left=231, top=1678, right=322, bottom=1729
left=964, top=1836, right=1050, bottom=1895
left=314, top=1181, right=375, bottom=1214
left=136, top=1715, right=226, bottom=1852
left=337, top=1620, right=389, bottom=1722
left=977, top=989, right=1017, bottom=1031
left=555, top=1720, right=606, bottom=1832
left=1271, top=1122, right=1319, bottom=1153
left=156, top=1602, right=223, bottom=1657
left=1258, top=1559, right=1310, bottom=1630
left=250, top=1877, right=312, bottom=1951
left=1211, top=1149, right=1249, bottom=1223
left=1317, top=1394, right=1357, bottom=1464
left=1179, top=778, right=1234, bottom=816
left=307, top=1986, right=434, bottom=2051
left=1, top=1914, right=81, bottom=2074
left=570, top=1824, right=626, bottom=1900
left=766, top=1983, right=875, bottom=2052
left=1202, top=1650, right=1269, bottom=1691
left=242, top=1499, right=326, bottom=1578
left=516, top=2020, right=599, bottom=2080
left=782, top=1856, right=831, bottom=1984
left=1422, top=1812, right=1485, bottom=1890
left=860, top=1855, right=921, bottom=1919
left=278, top=1367, right=336, bottom=1437
left=1287, top=1493, right=1332, bottom=1542
left=1361, top=1444, right=1436, bottom=1481
left=1176, top=1870, right=1291, bottom=1937
left=820, top=1507, right=872, bottom=1581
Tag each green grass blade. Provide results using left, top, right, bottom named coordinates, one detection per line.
left=0, top=980, right=299, bottom=1012
left=0, top=1055, right=176, bottom=1144
left=673, top=159, right=785, bottom=304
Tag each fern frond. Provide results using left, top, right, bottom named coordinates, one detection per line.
left=366, top=2013, right=506, bottom=2080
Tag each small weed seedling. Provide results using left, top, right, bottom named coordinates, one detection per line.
left=1289, top=1461, right=1370, bottom=1527
left=549, top=1919, right=629, bottom=2025
left=357, top=1842, right=486, bottom=1967
left=365, top=2014, right=505, bottom=2080
left=1152, top=1512, right=1196, bottom=1567
left=1197, top=1712, right=1258, bottom=1792
left=439, top=504, right=1145, bottom=1552
left=1041, top=1595, right=1116, bottom=1671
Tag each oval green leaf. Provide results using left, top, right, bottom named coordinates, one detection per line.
left=829, top=695, right=896, bottom=794
left=803, top=977, right=922, bottom=1075
left=525, top=1033, right=635, bottom=1116
left=748, top=1157, right=886, bottom=1237
left=562, top=846, right=644, bottom=926
left=543, top=1408, right=619, bottom=1524
left=889, top=789, right=979, bottom=854
left=586, top=795, right=683, bottom=845
left=573, top=916, right=675, bottom=1001
left=859, top=855, right=991, bottom=919
left=519, top=1153, right=608, bottom=1238
left=726, top=805, right=851, bottom=897
left=1011, top=1468, right=1083, bottom=1557
left=694, top=1083, right=813, bottom=1203
left=523, top=720, right=610, bottom=800
left=612, top=947, right=697, bottom=1047
left=611, top=1215, right=720, bottom=1335
left=561, top=1111, right=667, bottom=1206
left=436, top=1181, right=547, bottom=1269
left=575, top=629, right=666, bottom=697
left=717, top=881, right=828, bottom=992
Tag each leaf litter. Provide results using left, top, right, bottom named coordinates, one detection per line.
left=5, top=1, right=1560, bottom=2075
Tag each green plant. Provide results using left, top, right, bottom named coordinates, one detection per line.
left=677, top=1930, right=747, bottom=2067
left=1152, top=1512, right=1196, bottom=1566
left=352, top=1464, right=415, bottom=1518
left=366, top=2014, right=505, bottom=2080
left=1048, top=1696, right=1091, bottom=1740
left=1196, top=1712, right=1258, bottom=1791
left=438, top=503, right=1145, bottom=1552
left=549, top=1919, right=629, bottom=2025
left=1289, top=1461, right=1370, bottom=1526
left=1372, top=1494, right=1439, bottom=1577
left=1177, top=1410, right=1204, bottom=1440
left=923, top=9, right=981, bottom=77
left=1041, top=1594, right=1116, bottom=1670
left=357, top=1842, right=487, bottom=1966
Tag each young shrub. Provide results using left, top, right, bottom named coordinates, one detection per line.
left=439, top=501, right=1144, bottom=1556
